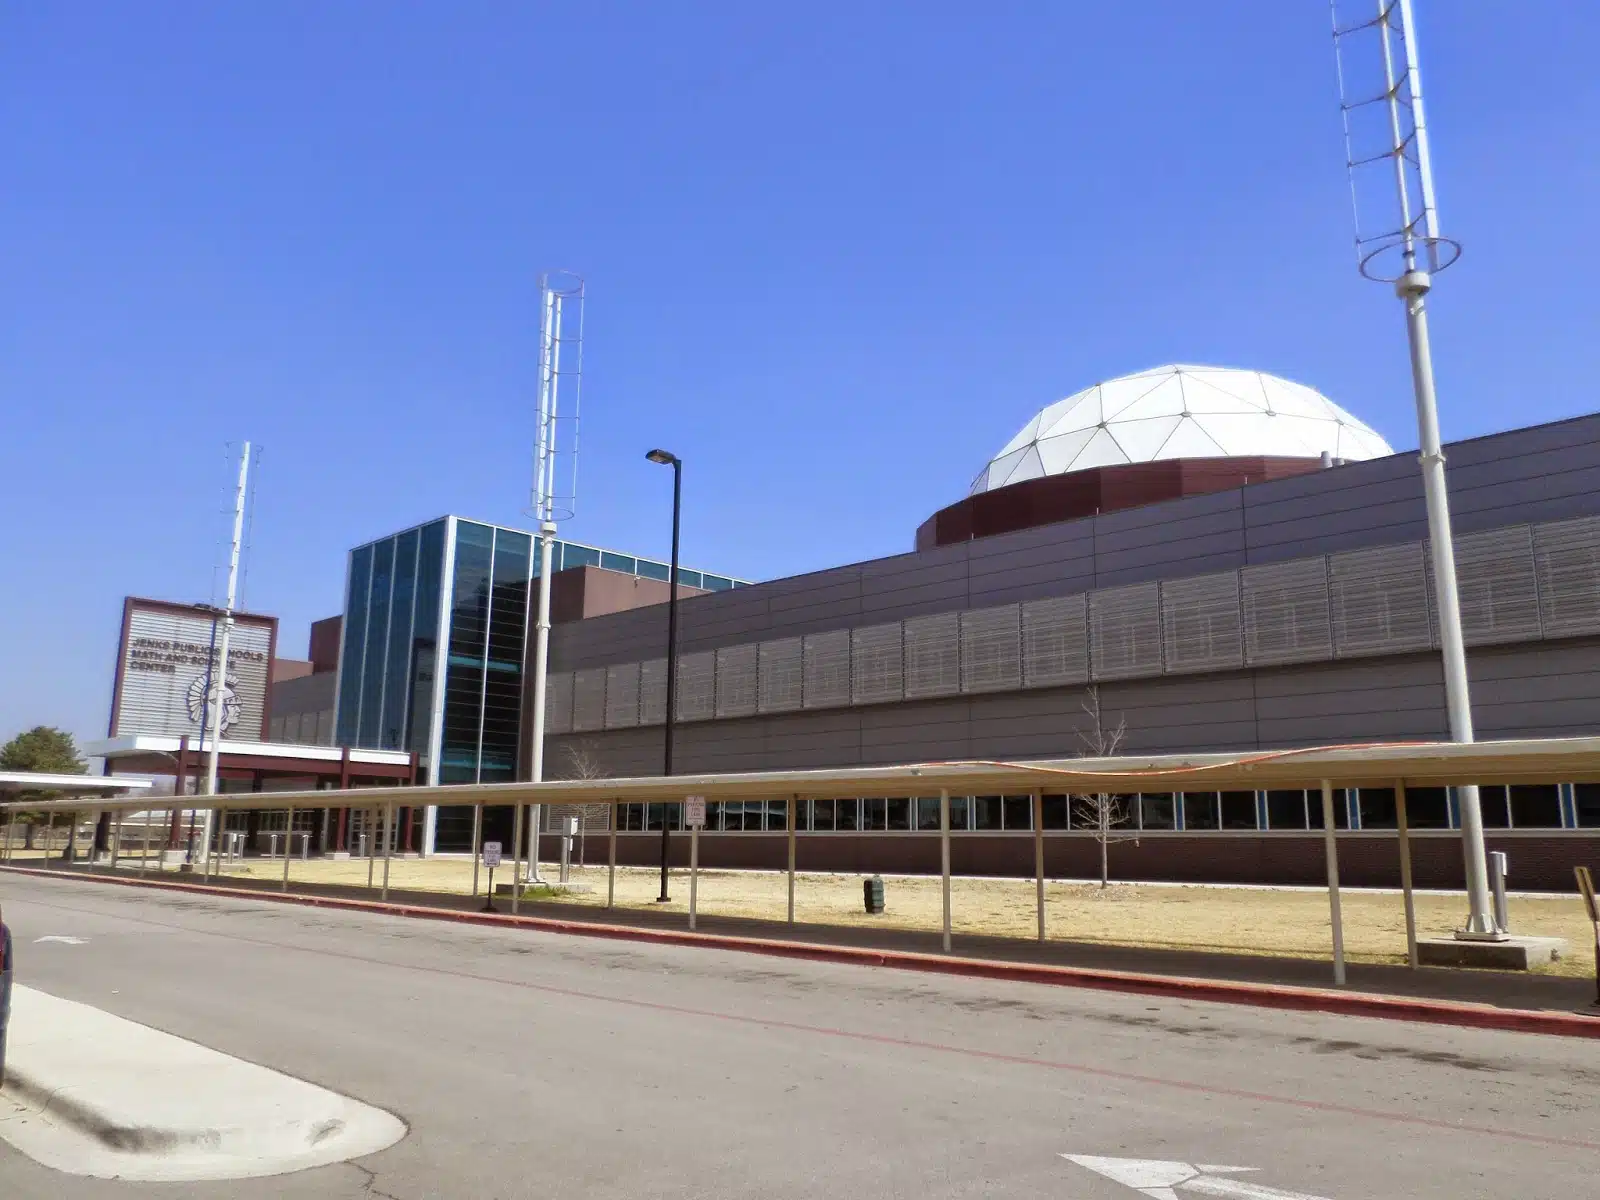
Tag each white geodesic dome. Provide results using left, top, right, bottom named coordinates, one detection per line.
left=971, top=365, right=1394, bottom=494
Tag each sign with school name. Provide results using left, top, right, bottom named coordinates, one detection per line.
left=111, top=599, right=277, bottom=741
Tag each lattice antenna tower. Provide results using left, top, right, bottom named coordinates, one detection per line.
left=529, top=271, right=585, bottom=526
left=524, top=271, right=585, bottom=877
left=1332, top=0, right=1459, bottom=282
left=1332, top=0, right=1499, bottom=941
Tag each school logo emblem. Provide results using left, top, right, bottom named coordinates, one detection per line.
left=185, top=671, right=242, bottom=733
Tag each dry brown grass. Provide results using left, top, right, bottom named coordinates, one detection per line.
left=185, top=854, right=1598, bottom=980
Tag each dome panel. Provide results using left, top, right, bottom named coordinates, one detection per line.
left=970, top=365, right=1393, bottom=495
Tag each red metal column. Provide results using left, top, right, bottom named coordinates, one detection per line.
left=401, top=807, right=413, bottom=854
left=168, top=737, right=189, bottom=849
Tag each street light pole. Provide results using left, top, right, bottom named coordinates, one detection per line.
left=200, top=443, right=250, bottom=877
left=646, top=449, right=682, bottom=903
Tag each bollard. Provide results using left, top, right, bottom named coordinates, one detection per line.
left=863, top=876, right=886, bottom=915
left=1490, top=850, right=1510, bottom=933
left=559, top=816, right=577, bottom=885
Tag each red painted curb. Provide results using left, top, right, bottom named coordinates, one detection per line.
left=5, top=863, right=1597, bottom=1039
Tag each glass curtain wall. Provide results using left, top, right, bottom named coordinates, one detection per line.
left=334, top=520, right=448, bottom=760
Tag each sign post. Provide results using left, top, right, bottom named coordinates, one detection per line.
left=685, top=796, right=706, bottom=931
left=482, top=841, right=502, bottom=914
left=1576, top=866, right=1599, bottom=1008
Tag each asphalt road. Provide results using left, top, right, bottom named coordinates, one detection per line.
left=1, top=872, right=1597, bottom=1199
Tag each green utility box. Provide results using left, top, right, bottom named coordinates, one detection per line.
left=863, top=876, right=885, bottom=915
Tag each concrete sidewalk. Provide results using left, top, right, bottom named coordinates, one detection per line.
left=0, top=985, right=405, bottom=1181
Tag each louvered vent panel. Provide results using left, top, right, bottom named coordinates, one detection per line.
left=572, top=667, right=608, bottom=732
left=1021, top=594, right=1088, bottom=687
left=1329, top=542, right=1432, bottom=658
left=802, top=630, right=853, bottom=709
left=960, top=604, right=1021, bottom=693
left=1240, top=558, right=1332, bottom=666
left=1534, top=515, right=1600, bottom=638
left=714, top=643, right=759, bottom=719
left=604, top=662, right=640, bottom=729
left=1424, top=525, right=1542, bottom=647
left=638, top=658, right=667, bottom=726
left=674, top=650, right=716, bottom=722
left=757, top=637, right=803, bottom=713
left=544, top=671, right=574, bottom=734
left=1089, top=582, right=1162, bottom=681
left=850, top=622, right=904, bottom=706
left=1160, top=571, right=1243, bottom=675
left=903, top=612, right=961, bottom=698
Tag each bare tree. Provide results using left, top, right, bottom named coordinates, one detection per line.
left=1070, top=687, right=1137, bottom=889
left=559, top=741, right=613, bottom=868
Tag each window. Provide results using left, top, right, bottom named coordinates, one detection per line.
left=1002, top=795, right=1033, bottom=831
left=600, top=551, right=635, bottom=574
left=862, top=798, right=888, bottom=832
left=812, top=799, right=836, bottom=831
left=705, top=801, right=724, bottom=831
left=973, top=796, right=1003, bottom=831
left=948, top=794, right=971, bottom=831
left=1403, top=787, right=1451, bottom=829
left=1266, top=790, right=1307, bottom=831
left=1358, top=788, right=1397, bottom=830
left=791, top=800, right=809, bottom=832
left=835, top=798, right=860, bottom=832
left=1183, top=793, right=1220, bottom=831
left=1575, top=784, right=1600, bottom=828
left=1307, top=789, right=1349, bottom=829
left=646, top=803, right=666, bottom=831
left=679, top=569, right=704, bottom=589
left=702, top=575, right=734, bottom=591
left=560, top=543, right=601, bottom=570
left=886, top=798, right=912, bottom=831
left=915, top=798, right=942, bottom=831
left=1139, top=793, right=1176, bottom=830
left=1478, top=786, right=1511, bottom=829
left=768, top=799, right=789, bottom=831
left=1508, top=785, right=1562, bottom=828
left=635, top=559, right=670, bottom=582
left=1041, top=794, right=1069, bottom=830
left=1220, top=791, right=1258, bottom=830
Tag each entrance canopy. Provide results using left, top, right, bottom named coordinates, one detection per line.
left=85, top=735, right=415, bottom=788
left=0, top=772, right=152, bottom=797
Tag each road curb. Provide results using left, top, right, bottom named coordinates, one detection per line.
left=5, top=864, right=1598, bottom=1040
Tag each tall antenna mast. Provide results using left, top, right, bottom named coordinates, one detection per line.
left=525, top=271, right=584, bottom=881
left=1333, top=0, right=1499, bottom=940
left=200, top=440, right=250, bottom=876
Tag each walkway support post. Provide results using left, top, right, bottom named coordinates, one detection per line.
left=939, top=788, right=952, bottom=954
left=141, top=806, right=153, bottom=873
left=281, top=808, right=295, bottom=892
left=3, top=816, right=13, bottom=863
left=1321, top=779, right=1347, bottom=986
left=366, top=808, right=377, bottom=893
left=510, top=803, right=525, bottom=916
left=607, top=801, right=617, bottom=910
left=43, top=812, right=54, bottom=868
left=787, top=794, right=797, bottom=925
left=470, top=804, right=483, bottom=898
left=1033, top=789, right=1045, bottom=943
left=1396, top=780, right=1419, bottom=969
left=381, top=802, right=394, bottom=902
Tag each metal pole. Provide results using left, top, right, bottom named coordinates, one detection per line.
left=1395, top=780, right=1418, bottom=969
left=381, top=802, right=394, bottom=902
left=527, top=521, right=555, bottom=885
left=3, top=815, right=13, bottom=863
left=141, top=806, right=153, bottom=873
left=787, top=794, right=797, bottom=925
left=1321, top=780, right=1347, bottom=986
left=1033, top=789, right=1045, bottom=943
left=43, top=812, right=54, bottom=867
left=607, top=802, right=617, bottom=909
left=658, top=456, right=682, bottom=903
left=281, top=809, right=295, bottom=892
left=366, top=808, right=377, bottom=893
left=202, top=442, right=251, bottom=877
left=688, top=823, right=700, bottom=932
left=939, top=788, right=952, bottom=954
left=471, top=803, right=483, bottom=897
left=510, top=802, right=524, bottom=916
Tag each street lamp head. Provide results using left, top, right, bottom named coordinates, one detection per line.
left=645, top=449, right=679, bottom=466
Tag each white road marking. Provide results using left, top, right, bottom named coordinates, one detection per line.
left=1063, top=1155, right=1332, bottom=1200
left=33, top=936, right=88, bottom=945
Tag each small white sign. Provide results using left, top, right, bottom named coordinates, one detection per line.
left=684, top=796, right=707, bottom=829
left=482, top=841, right=502, bottom=869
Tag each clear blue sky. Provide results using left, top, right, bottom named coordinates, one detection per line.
left=3, top=2, right=1597, bottom=747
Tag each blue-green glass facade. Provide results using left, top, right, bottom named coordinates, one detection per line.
left=334, top=515, right=746, bottom=853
